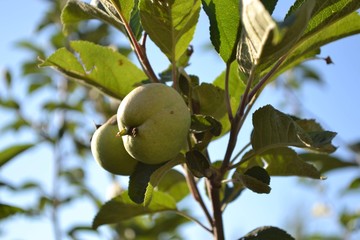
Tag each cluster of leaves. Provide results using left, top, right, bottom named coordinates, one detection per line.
left=39, top=0, right=360, bottom=239
left=1, top=0, right=360, bottom=239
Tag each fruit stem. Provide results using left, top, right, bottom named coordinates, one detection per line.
left=117, top=127, right=137, bottom=137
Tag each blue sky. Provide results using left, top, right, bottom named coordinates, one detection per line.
left=1, top=1, right=360, bottom=240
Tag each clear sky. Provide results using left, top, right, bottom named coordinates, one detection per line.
left=1, top=1, right=360, bottom=240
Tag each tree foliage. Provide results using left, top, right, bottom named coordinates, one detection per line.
left=1, top=0, right=360, bottom=239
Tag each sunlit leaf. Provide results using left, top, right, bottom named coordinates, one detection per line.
left=237, top=0, right=315, bottom=82
left=61, top=0, right=124, bottom=34
left=262, top=0, right=360, bottom=83
left=202, top=0, right=241, bottom=63
left=92, top=190, right=177, bottom=229
left=139, top=0, right=201, bottom=61
left=157, top=169, right=189, bottom=202
left=40, top=41, right=147, bottom=99
left=0, top=144, right=34, bottom=168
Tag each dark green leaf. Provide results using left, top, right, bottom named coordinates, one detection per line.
left=0, top=144, right=34, bottom=168
left=185, top=150, right=211, bottom=178
left=240, top=148, right=322, bottom=179
left=139, top=0, right=201, bottom=61
left=239, top=226, right=295, bottom=240
left=3, top=69, right=12, bottom=87
left=345, top=177, right=360, bottom=192
left=300, top=153, right=358, bottom=173
left=260, top=0, right=278, bottom=15
left=349, top=141, right=360, bottom=154
left=233, top=171, right=271, bottom=194
left=192, top=83, right=227, bottom=120
left=129, top=162, right=165, bottom=204
left=129, top=155, right=185, bottom=205
left=244, top=166, right=270, bottom=185
left=190, top=114, right=222, bottom=137
left=92, top=190, right=177, bottom=229
left=40, top=41, right=147, bottom=99
left=202, top=0, right=241, bottom=63
left=0, top=203, right=26, bottom=220
left=251, top=105, right=336, bottom=153
left=143, top=156, right=185, bottom=206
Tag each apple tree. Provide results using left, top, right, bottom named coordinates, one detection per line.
left=1, top=0, right=360, bottom=239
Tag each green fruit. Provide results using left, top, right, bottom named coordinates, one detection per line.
left=91, top=115, right=138, bottom=175
left=117, top=83, right=191, bottom=164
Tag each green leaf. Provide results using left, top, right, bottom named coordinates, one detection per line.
left=300, top=153, right=358, bottom=173
left=345, top=177, right=360, bottom=192
left=287, top=0, right=360, bottom=38
left=128, top=155, right=185, bottom=205
left=129, top=162, right=165, bottom=204
left=61, top=0, right=124, bottom=34
left=244, top=166, right=270, bottom=185
left=192, top=83, right=227, bottom=120
left=260, top=0, right=278, bottom=15
left=185, top=150, right=211, bottom=178
left=157, top=169, right=189, bottom=202
left=92, top=190, right=177, bottom=229
left=202, top=0, right=241, bottom=63
left=240, top=148, right=322, bottom=179
left=40, top=41, right=147, bottom=99
left=0, top=99, right=19, bottom=109
left=0, top=203, right=26, bottom=220
left=143, top=156, right=185, bottom=206
left=233, top=169, right=271, bottom=194
left=251, top=105, right=336, bottom=153
left=264, top=1, right=360, bottom=83
left=190, top=114, right=222, bottom=137
left=0, top=144, right=34, bottom=168
left=280, top=11, right=360, bottom=75
left=237, top=0, right=278, bottom=77
left=139, top=0, right=201, bottom=62
left=240, top=226, right=295, bottom=240
left=112, top=0, right=135, bottom=23
left=237, top=0, right=315, bottom=81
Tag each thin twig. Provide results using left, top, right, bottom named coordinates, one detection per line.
left=184, top=166, right=214, bottom=228
left=108, top=0, right=159, bottom=83
left=174, top=210, right=213, bottom=233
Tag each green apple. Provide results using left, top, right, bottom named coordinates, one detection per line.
left=117, top=83, right=191, bottom=164
left=91, top=115, right=138, bottom=175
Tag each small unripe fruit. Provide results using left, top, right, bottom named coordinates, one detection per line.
left=91, top=115, right=138, bottom=175
left=117, top=83, right=191, bottom=164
